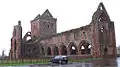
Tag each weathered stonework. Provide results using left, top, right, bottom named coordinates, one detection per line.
left=9, top=2, right=116, bottom=59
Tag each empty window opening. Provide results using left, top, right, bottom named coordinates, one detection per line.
left=81, top=46, right=85, bottom=49
left=69, top=43, right=78, bottom=55
left=72, top=46, right=75, bottom=50
left=99, top=18, right=102, bottom=21
left=26, top=36, right=31, bottom=41
left=70, top=46, right=77, bottom=55
left=80, top=41, right=91, bottom=55
left=100, top=6, right=103, bottom=10
left=81, top=46, right=85, bottom=54
left=86, top=44, right=91, bottom=54
left=28, top=32, right=31, bottom=35
left=101, top=27, right=104, bottom=32
left=83, top=32, right=86, bottom=39
left=88, top=45, right=91, bottom=48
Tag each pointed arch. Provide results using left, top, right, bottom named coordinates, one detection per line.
left=104, top=48, right=108, bottom=56
left=47, top=47, right=51, bottom=55
left=68, top=42, right=78, bottom=55
left=54, top=46, right=59, bottom=55
left=41, top=47, right=45, bottom=55
left=79, top=40, right=91, bottom=55
left=59, top=44, right=67, bottom=55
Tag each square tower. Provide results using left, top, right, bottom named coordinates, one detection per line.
left=31, top=9, right=57, bottom=38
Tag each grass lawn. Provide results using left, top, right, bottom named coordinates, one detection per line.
left=0, top=58, right=101, bottom=66
left=0, top=59, right=50, bottom=66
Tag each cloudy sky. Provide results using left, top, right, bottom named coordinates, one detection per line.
left=0, top=0, right=119, bottom=55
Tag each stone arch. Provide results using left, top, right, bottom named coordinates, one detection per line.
left=53, top=46, right=59, bottom=56
left=79, top=40, right=91, bottom=55
left=104, top=48, right=108, bottom=56
left=68, top=42, right=78, bottom=55
left=59, top=44, right=67, bottom=55
left=32, top=44, right=40, bottom=58
left=41, top=47, right=45, bottom=55
left=46, top=47, right=51, bottom=55
left=23, top=32, right=31, bottom=41
left=26, top=36, right=31, bottom=41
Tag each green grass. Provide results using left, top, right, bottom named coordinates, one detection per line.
left=0, top=58, right=101, bottom=66
left=0, top=59, right=50, bottom=66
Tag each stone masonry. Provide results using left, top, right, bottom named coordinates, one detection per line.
left=9, top=2, right=116, bottom=59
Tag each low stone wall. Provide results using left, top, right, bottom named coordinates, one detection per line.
left=68, top=55, right=92, bottom=60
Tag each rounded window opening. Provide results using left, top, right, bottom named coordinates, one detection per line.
left=83, top=32, right=85, bottom=34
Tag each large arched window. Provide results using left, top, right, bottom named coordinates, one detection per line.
left=79, top=40, right=91, bottom=55
left=68, top=42, right=78, bottom=55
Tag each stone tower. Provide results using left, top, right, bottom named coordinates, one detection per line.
left=91, top=2, right=116, bottom=57
left=31, top=9, right=57, bottom=38
left=10, top=21, right=22, bottom=59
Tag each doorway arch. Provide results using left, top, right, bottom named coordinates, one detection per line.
left=54, top=46, right=59, bottom=55
left=41, top=47, right=45, bottom=55
left=47, top=47, right=51, bottom=55
left=60, top=45, right=67, bottom=55
left=104, top=48, right=108, bottom=56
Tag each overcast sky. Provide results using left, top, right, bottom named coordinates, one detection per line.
left=0, top=0, right=119, bottom=55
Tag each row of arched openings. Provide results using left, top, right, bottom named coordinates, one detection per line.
left=41, top=41, right=91, bottom=56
